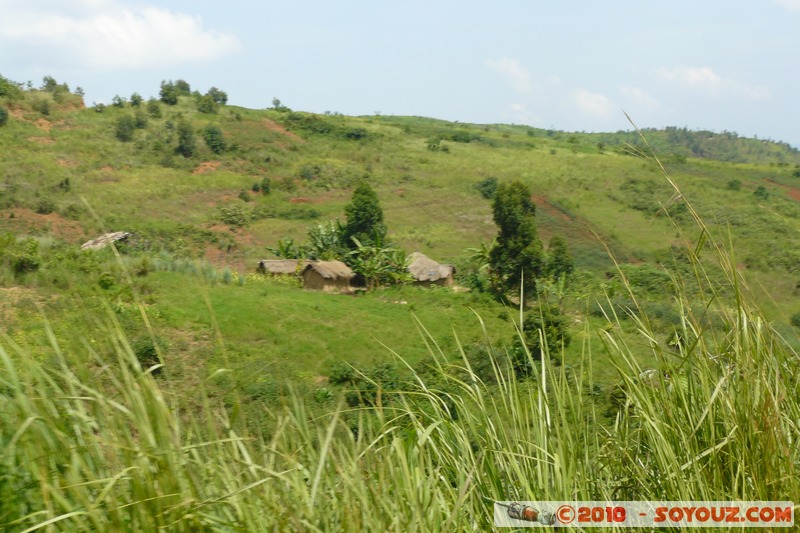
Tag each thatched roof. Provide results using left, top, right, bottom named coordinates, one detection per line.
left=303, top=261, right=355, bottom=280
left=81, top=232, right=131, bottom=251
left=407, top=252, right=455, bottom=282
left=257, top=259, right=310, bottom=275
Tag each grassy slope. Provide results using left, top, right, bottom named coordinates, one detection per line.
left=3, top=87, right=800, bottom=386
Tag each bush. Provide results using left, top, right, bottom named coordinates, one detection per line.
left=513, top=304, right=571, bottom=374
left=220, top=205, right=249, bottom=227
left=131, top=337, right=163, bottom=371
left=115, top=115, right=136, bottom=142
left=753, top=185, right=770, bottom=200
left=202, top=125, right=226, bottom=154
left=727, top=179, right=742, bottom=191
left=159, top=80, right=179, bottom=105
left=146, top=98, right=162, bottom=118
left=35, top=198, right=55, bottom=215
left=0, top=107, right=8, bottom=127
left=176, top=121, right=196, bottom=157
left=196, top=95, right=218, bottom=114
left=206, top=87, right=228, bottom=105
left=260, top=177, right=271, bottom=195
left=474, top=176, right=498, bottom=199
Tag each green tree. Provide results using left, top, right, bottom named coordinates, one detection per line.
left=0, top=74, right=22, bottom=100
left=111, top=95, right=126, bottom=108
left=546, top=235, right=573, bottom=280
left=340, top=182, right=387, bottom=249
left=513, top=304, right=571, bottom=375
left=0, top=107, right=8, bottom=127
left=130, top=92, right=143, bottom=107
left=488, top=180, right=544, bottom=300
left=115, top=115, right=136, bottom=142
left=159, top=80, right=178, bottom=105
left=196, top=94, right=218, bottom=114
left=202, top=124, right=226, bottom=154
left=174, top=79, right=192, bottom=96
left=41, top=75, right=60, bottom=92
left=146, top=98, right=162, bottom=118
left=133, top=109, right=148, bottom=130
left=176, top=121, right=196, bottom=157
left=206, top=87, right=228, bottom=105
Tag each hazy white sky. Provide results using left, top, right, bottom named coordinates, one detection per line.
left=1, top=0, right=798, bottom=147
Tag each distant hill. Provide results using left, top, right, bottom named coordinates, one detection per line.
left=595, top=127, right=800, bottom=165
left=372, top=116, right=800, bottom=166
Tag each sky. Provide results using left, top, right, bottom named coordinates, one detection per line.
left=1, top=0, right=798, bottom=147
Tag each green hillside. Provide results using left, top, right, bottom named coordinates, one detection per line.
left=2, top=76, right=800, bottom=530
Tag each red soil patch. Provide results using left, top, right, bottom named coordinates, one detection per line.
left=0, top=208, right=86, bottom=243
left=193, top=161, right=222, bottom=175
left=766, top=179, right=800, bottom=202
left=531, top=194, right=571, bottom=222
left=262, top=118, right=304, bottom=143
left=34, top=118, right=53, bottom=132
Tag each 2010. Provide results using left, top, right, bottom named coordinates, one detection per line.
left=578, top=506, right=626, bottom=523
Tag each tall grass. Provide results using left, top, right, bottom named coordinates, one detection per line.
left=2, top=155, right=799, bottom=530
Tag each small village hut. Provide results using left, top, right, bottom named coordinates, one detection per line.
left=407, top=252, right=455, bottom=287
left=301, top=261, right=355, bottom=291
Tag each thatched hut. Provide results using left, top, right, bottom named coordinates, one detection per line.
left=301, top=261, right=355, bottom=291
left=256, top=259, right=310, bottom=276
left=81, top=231, right=131, bottom=251
left=407, top=252, right=455, bottom=287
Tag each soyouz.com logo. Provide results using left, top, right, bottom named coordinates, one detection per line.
left=493, top=501, right=795, bottom=528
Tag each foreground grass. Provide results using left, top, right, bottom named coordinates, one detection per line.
left=2, top=236, right=799, bottom=532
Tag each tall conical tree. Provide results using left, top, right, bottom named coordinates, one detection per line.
left=488, top=180, right=544, bottom=299
left=340, top=182, right=387, bottom=250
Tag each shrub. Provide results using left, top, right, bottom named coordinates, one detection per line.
left=196, top=95, right=218, bottom=114
left=97, top=271, right=115, bottom=290
left=202, top=125, right=226, bottom=154
left=146, top=98, right=162, bottom=118
left=35, top=198, right=55, bottom=215
left=206, top=87, right=228, bottom=105
left=0, top=107, right=8, bottom=127
left=727, top=179, right=742, bottom=191
left=134, top=110, right=148, bottom=130
left=175, top=121, right=196, bottom=157
left=513, top=304, right=571, bottom=374
left=159, top=80, right=179, bottom=105
left=115, top=115, right=136, bottom=142
left=220, top=205, right=249, bottom=227
left=474, top=176, right=498, bottom=199
left=753, top=185, right=770, bottom=200
left=131, top=337, right=163, bottom=371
